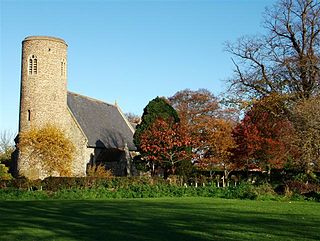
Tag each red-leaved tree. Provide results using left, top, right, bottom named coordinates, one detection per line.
left=140, top=118, right=192, bottom=176
left=232, top=98, right=295, bottom=175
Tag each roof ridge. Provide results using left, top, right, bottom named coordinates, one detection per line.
left=68, top=91, right=116, bottom=107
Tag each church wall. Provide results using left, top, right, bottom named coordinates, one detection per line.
left=17, top=108, right=92, bottom=179
left=65, top=108, right=93, bottom=177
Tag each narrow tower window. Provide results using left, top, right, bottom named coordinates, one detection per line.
left=61, top=59, right=66, bottom=76
left=29, top=59, right=33, bottom=74
left=28, top=55, right=37, bottom=75
left=33, top=59, right=37, bottom=74
left=27, top=110, right=31, bottom=121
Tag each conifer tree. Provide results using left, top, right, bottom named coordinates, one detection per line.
left=134, top=97, right=179, bottom=149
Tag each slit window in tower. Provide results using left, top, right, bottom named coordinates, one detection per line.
left=29, top=59, right=33, bottom=74
left=33, top=59, right=37, bottom=74
left=27, top=110, right=31, bottom=121
left=61, top=60, right=66, bottom=76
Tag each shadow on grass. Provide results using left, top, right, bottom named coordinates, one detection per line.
left=0, top=198, right=319, bottom=241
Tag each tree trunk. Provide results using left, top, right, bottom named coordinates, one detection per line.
left=152, top=163, right=155, bottom=177
left=124, top=143, right=131, bottom=177
left=267, top=165, right=271, bottom=183
left=223, top=169, right=230, bottom=188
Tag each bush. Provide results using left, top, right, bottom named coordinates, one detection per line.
left=286, top=180, right=320, bottom=195
left=18, top=124, right=75, bottom=177
left=222, top=183, right=257, bottom=200
left=86, top=164, right=113, bottom=178
left=0, top=164, right=12, bottom=180
left=0, top=176, right=317, bottom=201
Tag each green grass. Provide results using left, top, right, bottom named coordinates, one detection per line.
left=0, top=198, right=319, bottom=241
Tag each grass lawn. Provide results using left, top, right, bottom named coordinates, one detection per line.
left=0, top=197, right=319, bottom=241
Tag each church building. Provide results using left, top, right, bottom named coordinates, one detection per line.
left=15, top=36, right=136, bottom=179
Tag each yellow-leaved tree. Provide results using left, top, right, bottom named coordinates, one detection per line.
left=18, top=124, right=75, bottom=177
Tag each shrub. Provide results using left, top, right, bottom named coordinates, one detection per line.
left=18, top=124, right=75, bottom=177
left=286, top=180, right=320, bottom=195
left=0, top=176, right=317, bottom=201
left=0, top=164, right=12, bottom=180
left=222, top=183, right=258, bottom=200
left=86, top=164, right=113, bottom=178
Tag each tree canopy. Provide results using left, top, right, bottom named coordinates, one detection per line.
left=290, top=96, right=320, bottom=173
left=226, top=0, right=320, bottom=102
left=134, top=97, right=179, bottom=149
left=140, top=118, right=192, bottom=176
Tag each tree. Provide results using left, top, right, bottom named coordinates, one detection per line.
left=0, top=130, right=15, bottom=163
left=196, top=118, right=237, bottom=187
left=226, top=0, right=320, bottom=102
left=18, top=124, right=75, bottom=177
left=134, top=97, right=179, bottom=149
left=139, top=118, right=192, bottom=177
left=291, top=96, right=320, bottom=174
left=0, top=130, right=15, bottom=180
left=169, top=89, right=220, bottom=157
left=0, top=164, right=12, bottom=180
left=125, top=112, right=141, bottom=124
left=169, top=89, right=238, bottom=169
left=169, top=89, right=220, bottom=126
left=232, top=97, right=295, bottom=175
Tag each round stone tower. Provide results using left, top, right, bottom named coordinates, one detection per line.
left=19, top=36, right=68, bottom=132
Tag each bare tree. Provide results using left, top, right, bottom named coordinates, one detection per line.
left=0, top=130, right=15, bottom=162
left=226, top=0, right=320, bottom=102
left=125, top=112, right=141, bottom=124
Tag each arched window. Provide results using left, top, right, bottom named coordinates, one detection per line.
left=28, top=55, right=37, bottom=75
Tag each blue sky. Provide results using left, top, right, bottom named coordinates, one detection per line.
left=0, top=0, right=277, bottom=133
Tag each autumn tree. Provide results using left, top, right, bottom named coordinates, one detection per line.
left=290, top=96, right=320, bottom=174
left=134, top=97, right=179, bottom=149
left=226, top=0, right=320, bottom=103
left=196, top=118, right=237, bottom=187
left=169, top=89, right=220, bottom=157
left=18, top=124, right=75, bottom=177
left=169, top=89, right=220, bottom=126
left=232, top=96, right=295, bottom=176
left=139, top=118, right=192, bottom=177
left=169, top=89, right=238, bottom=178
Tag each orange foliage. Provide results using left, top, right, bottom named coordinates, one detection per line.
left=18, top=124, right=75, bottom=176
left=169, top=89, right=238, bottom=173
left=195, top=117, right=237, bottom=172
left=140, top=118, right=192, bottom=174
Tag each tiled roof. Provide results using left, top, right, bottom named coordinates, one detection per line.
left=67, top=92, right=136, bottom=151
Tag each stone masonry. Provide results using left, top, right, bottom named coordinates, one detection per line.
left=17, top=36, right=91, bottom=179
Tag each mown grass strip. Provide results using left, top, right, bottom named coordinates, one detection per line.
left=0, top=197, right=319, bottom=241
